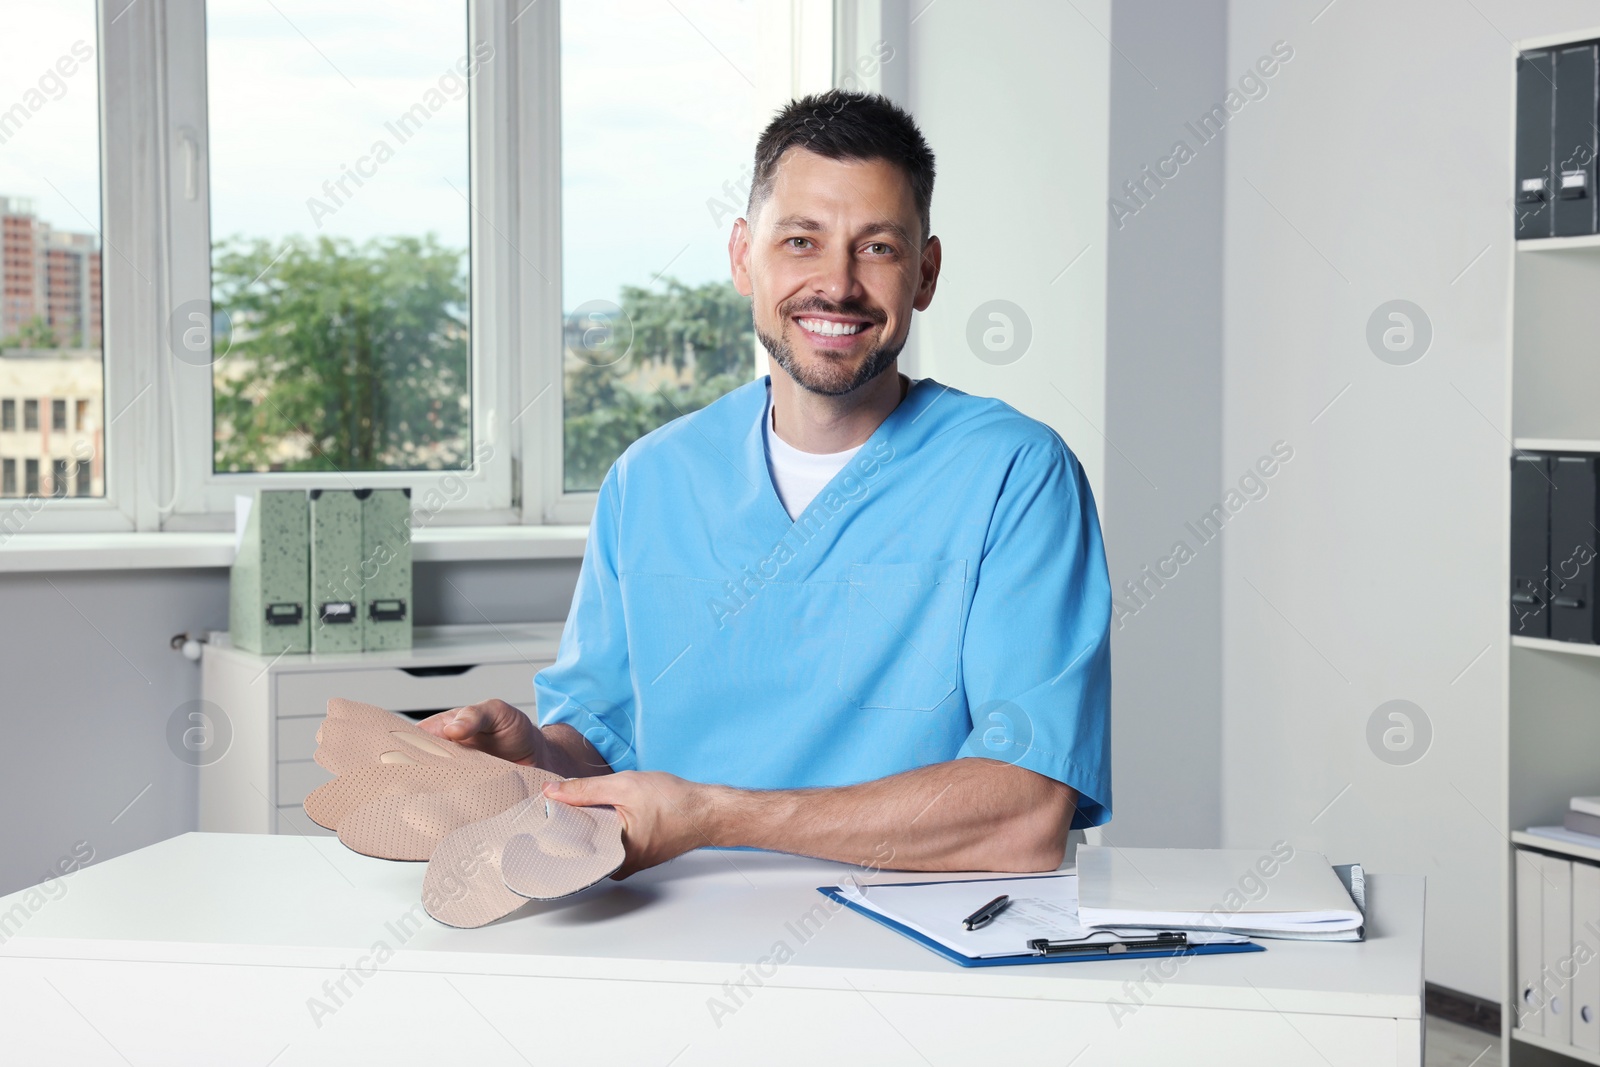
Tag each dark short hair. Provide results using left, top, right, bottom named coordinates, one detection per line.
left=747, top=89, right=936, bottom=245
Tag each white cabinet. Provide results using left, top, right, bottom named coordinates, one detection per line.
left=198, top=623, right=563, bottom=836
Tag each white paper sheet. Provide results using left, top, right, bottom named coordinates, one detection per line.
left=838, top=874, right=1248, bottom=960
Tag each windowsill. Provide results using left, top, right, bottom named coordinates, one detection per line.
left=0, top=524, right=589, bottom=573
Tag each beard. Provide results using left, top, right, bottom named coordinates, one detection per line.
left=757, top=307, right=904, bottom=398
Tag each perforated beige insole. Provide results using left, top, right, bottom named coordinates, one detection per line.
left=305, top=764, right=530, bottom=861
left=305, top=698, right=625, bottom=923
left=501, top=801, right=625, bottom=900
left=423, top=797, right=625, bottom=928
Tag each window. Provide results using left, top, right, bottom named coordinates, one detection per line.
left=2, top=2, right=829, bottom=534
left=557, top=0, right=761, bottom=492
left=203, top=1, right=474, bottom=478
left=1, top=459, right=13, bottom=495
left=0, top=1, right=106, bottom=519
left=161, top=0, right=513, bottom=522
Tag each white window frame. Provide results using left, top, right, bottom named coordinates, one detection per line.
left=9, top=0, right=834, bottom=537
left=523, top=0, right=835, bottom=523
left=4, top=0, right=145, bottom=533
left=160, top=0, right=515, bottom=529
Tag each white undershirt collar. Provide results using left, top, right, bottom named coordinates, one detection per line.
left=762, top=392, right=864, bottom=520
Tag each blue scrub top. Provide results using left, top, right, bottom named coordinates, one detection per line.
left=535, top=376, right=1112, bottom=828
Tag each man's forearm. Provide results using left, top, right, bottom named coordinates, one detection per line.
left=701, top=758, right=1076, bottom=873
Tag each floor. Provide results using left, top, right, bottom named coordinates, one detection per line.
left=1427, top=1014, right=1499, bottom=1067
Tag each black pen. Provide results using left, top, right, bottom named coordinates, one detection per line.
left=961, top=894, right=1012, bottom=931
left=1028, top=932, right=1188, bottom=956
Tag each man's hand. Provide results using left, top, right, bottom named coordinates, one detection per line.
left=543, top=772, right=718, bottom=878
left=417, top=699, right=543, bottom=765
left=417, top=699, right=614, bottom=780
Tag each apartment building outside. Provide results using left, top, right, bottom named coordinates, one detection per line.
left=0, top=195, right=105, bottom=501
left=0, top=350, right=102, bottom=500
left=2, top=196, right=102, bottom=349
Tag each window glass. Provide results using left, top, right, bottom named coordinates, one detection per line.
left=206, top=1, right=474, bottom=473
left=0, top=2, right=104, bottom=500
left=559, top=0, right=759, bottom=491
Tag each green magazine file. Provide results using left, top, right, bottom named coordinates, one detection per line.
left=361, top=488, right=413, bottom=651
left=308, top=489, right=364, bottom=654
left=229, top=489, right=309, bottom=656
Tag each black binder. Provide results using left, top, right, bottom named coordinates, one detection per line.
left=1512, top=454, right=1552, bottom=637
left=1551, top=455, right=1600, bottom=642
left=1554, top=45, right=1599, bottom=237
left=1518, top=51, right=1556, bottom=238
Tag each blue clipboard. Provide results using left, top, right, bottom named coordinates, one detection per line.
left=817, top=882, right=1266, bottom=968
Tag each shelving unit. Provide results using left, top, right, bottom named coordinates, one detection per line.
left=1515, top=440, right=1600, bottom=455
left=1513, top=831, right=1600, bottom=869
left=1512, top=636, right=1600, bottom=660
left=1519, top=1030, right=1600, bottom=1067
left=1508, top=31, right=1600, bottom=1067
left=1519, top=234, right=1600, bottom=252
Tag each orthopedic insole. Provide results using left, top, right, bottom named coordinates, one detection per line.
left=424, top=795, right=626, bottom=928
left=304, top=698, right=625, bottom=926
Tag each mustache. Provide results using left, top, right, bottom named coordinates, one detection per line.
left=785, top=301, right=883, bottom=324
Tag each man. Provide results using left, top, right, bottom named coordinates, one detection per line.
left=422, top=90, right=1111, bottom=878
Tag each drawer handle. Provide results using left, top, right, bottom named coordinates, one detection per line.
left=398, top=708, right=452, bottom=721
left=400, top=665, right=477, bottom=677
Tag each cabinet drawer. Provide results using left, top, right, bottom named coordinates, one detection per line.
left=275, top=660, right=552, bottom=719
left=277, top=701, right=537, bottom=764
left=277, top=759, right=335, bottom=807
left=276, top=715, right=325, bottom=764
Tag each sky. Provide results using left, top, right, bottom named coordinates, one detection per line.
left=0, top=0, right=761, bottom=311
left=0, top=2, right=103, bottom=242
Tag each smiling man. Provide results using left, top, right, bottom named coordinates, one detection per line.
left=423, top=90, right=1112, bottom=878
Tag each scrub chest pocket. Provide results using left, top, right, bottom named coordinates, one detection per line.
left=835, top=559, right=967, bottom=711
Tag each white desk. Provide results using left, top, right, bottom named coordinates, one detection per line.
left=0, top=833, right=1424, bottom=1066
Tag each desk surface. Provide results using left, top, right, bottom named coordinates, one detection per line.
left=0, top=833, right=1423, bottom=1020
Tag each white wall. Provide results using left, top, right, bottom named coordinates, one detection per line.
left=1220, top=0, right=1600, bottom=1001
left=902, top=0, right=1110, bottom=500
left=897, top=0, right=1230, bottom=852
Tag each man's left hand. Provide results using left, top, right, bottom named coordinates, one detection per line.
left=543, top=772, right=719, bottom=878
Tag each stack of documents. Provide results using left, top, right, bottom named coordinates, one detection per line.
left=1076, top=846, right=1366, bottom=942
left=1522, top=795, right=1600, bottom=851
left=1569, top=796, right=1600, bottom=837
left=821, top=873, right=1256, bottom=966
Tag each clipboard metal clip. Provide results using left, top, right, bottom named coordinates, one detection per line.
left=1027, top=932, right=1188, bottom=956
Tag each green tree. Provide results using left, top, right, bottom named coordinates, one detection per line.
left=2, top=315, right=59, bottom=351
left=212, top=235, right=469, bottom=473
left=563, top=277, right=753, bottom=491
